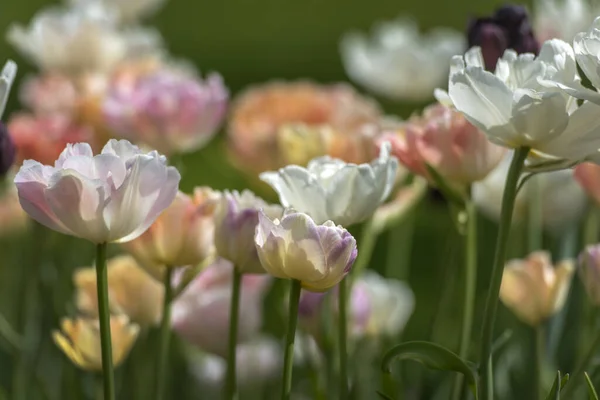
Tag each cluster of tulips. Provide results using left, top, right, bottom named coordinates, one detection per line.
left=5, top=0, right=600, bottom=399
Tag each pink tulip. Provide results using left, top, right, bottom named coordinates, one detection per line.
left=379, top=103, right=505, bottom=186
left=102, top=68, right=228, bottom=155
left=14, top=139, right=180, bottom=243
left=8, top=113, right=96, bottom=166
left=171, top=258, right=271, bottom=356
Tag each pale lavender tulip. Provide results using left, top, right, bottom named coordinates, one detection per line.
left=214, top=190, right=282, bottom=274
left=14, top=139, right=180, bottom=243
left=255, top=210, right=358, bottom=292
left=171, top=258, right=271, bottom=357
left=103, top=68, right=228, bottom=155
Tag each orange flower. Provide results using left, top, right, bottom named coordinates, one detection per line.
left=228, top=81, right=382, bottom=173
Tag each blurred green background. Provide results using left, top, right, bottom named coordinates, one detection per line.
left=3, top=1, right=584, bottom=400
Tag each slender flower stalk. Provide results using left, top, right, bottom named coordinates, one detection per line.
left=452, top=200, right=478, bottom=400
left=95, top=242, right=115, bottom=400
left=349, top=219, right=377, bottom=284
left=533, top=325, right=545, bottom=400
left=225, top=270, right=242, bottom=400
left=338, top=279, right=349, bottom=399
left=156, top=267, right=173, bottom=400
left=584, top=206, right=600, bottom=245
left=282, top=280, right=302, bottom=400
left=479, top=147, right=530, bottom=400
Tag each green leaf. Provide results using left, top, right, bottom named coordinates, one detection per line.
left=424, top=163, right=466, bottom=207
left=585, top=372, right=598, bottom=400
left=376, top=390, right=394, bottom=400
left=545, top=371, right=569, bottom=400
left=381, top=341, right=478, bottom=399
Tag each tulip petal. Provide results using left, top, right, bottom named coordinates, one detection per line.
left=510, top=89, right=569, bottom=144
left=45, top=170, right=110, bottom=243
left=14, top=160, right=71, bottom=235
left=449, top=65, right=517, bottom=145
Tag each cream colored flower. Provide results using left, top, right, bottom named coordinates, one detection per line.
left=73, top=255, right=164, bottom=326
left=52, top=315, right=139, bottom=370
left=254, top=210, right=357, bottom=292
left=121, top=188, right=220, bottom=278
left=500, top=251, right=574, bottom=326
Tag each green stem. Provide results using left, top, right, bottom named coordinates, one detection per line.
left=479, top=147, right=529, bottom=400
left=452, top=200, right=478, bottom=400
left=338, top=279, right=349, bottom=399
left=527, top=176, right=543, bottom=252
left=534, top=325, right=545, bottom=400
left=156, top=267, right=173, bottom=400
left=225, top=270, right=242, bottom=400
left=281, top=280, right=302, bottom=400
left=95, top=242, right=114, bottom=400
left=349, top=219, right=377, bottom=284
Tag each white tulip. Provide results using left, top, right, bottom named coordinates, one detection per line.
left=68, top=0, right=166, bottom=24
left=0, top=61, right=17, bottom=120
left=340, top=18, right=464, bottom=102
left=447, top=40, right=600, bottom=170
left=14, top=139, right=180, bottom=244
left=260, top=142, right=397, bottom=227
left=533, top=0, right=599, bottom=42
left=6, top=3, right=162, bottom=75
left=351, top=271, right=414, bottom=338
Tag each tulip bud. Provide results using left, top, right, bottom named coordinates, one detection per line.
left=122, top=188, right=220, bottom=278
left=0, top=122, right=16, bottom=177
left=468, top=5, right=540, bottom=70
left=579, top=245, right=600, bottom=305
left=380, top=104, right=505, bottom=187
left=255, top=210, right=357, bottom=292
left=499, top=251, right=574, bottom=326
left=73, top=255, right=164, bottom=327
left=52, top=315, right=139, bottom=371
left=214, top=190, right=282, bottom=274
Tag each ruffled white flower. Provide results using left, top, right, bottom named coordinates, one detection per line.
left=68, top=0, right=166, bottom=24
left=447, top=40, right=600, bottom=171
left=534, top=0, right=599, bottom=42
left=254, top=210, right=357, bottom=292
left=260, top=142, right=397, bottom=226
left=340, top=18, right=465, bottom=102
left=14, top=139, right=180, bottom=244
left=0, top=61, right=17, bottom=120
left=6, top=3, right=162, bottom=75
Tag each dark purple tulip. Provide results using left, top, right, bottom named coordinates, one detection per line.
left=0, top=122, right=15, bottom=177
left=468, top=5, right=540, bottom=71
